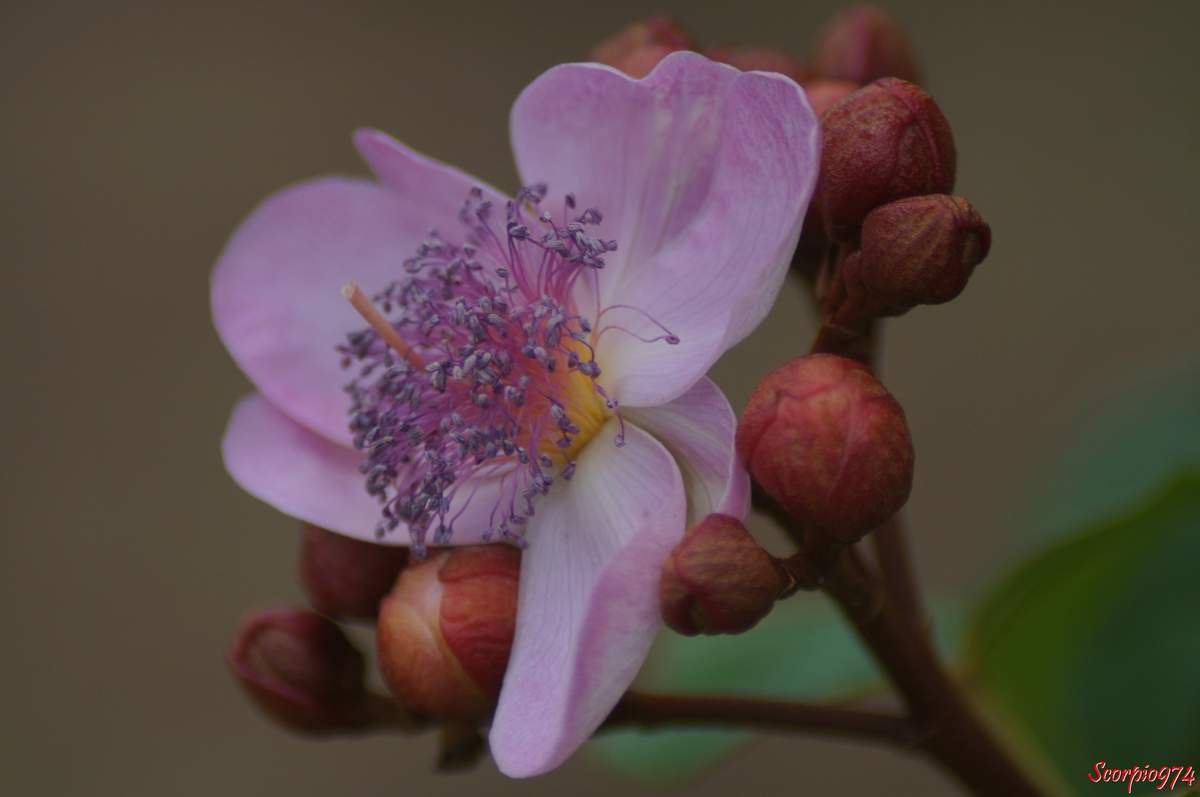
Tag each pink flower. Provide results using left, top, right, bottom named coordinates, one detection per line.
left=212, top=52, right=817, bottom=776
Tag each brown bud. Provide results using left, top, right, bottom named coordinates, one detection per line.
left=660, top=514, right=785, bottom=636
left=299, top=524, right=408, bottom=620
left=228, top=609, right=369, bottom=732
left=809, top=5, right=921, bottom=85
left=816, top=78, right=956, bottom=238
left=794, top=77, right=863, bottom=257
left=845, top=195, right=991, bottom=315
left=377, top=545, right=519, bottom=720
left=737, top=354, right=914, bottom=542
left=706, top=46, right=809, bottom=82
left=590, top=17, right=693, bottom=79
left=802, top=78, right=859, bottom=118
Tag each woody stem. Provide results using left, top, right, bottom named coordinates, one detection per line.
left=606, top=692, right=917, bottom=747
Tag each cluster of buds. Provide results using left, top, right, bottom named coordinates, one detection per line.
left=230, top=529, right=519, bottom=754
left=812, top=79, right=991, bottom=327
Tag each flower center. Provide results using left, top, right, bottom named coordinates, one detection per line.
left=338, top=184, right=674, bottom=554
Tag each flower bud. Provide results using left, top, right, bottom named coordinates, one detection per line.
left=802, top=78, right=859, bottom=118
left=376, top=545, right=519, bottom=720
left=228, top=609, right=369, bottom=732
left=795, top=77, right=863, bottom=259
left=809, top=5, right=921, bottom=85
left=737, top=354, right=914, bottom=542
left=816, top=78, right=956, bottom=237
left=299, top=524, right=408, bottom=620
left=660, top=514, right=785, bottom=636
left=590, top=17, right=693, bottom=79
left=706, top=46, right=808, bottom=82
left=845, top=195, right=991, bottom=315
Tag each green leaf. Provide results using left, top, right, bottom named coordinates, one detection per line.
left=966, top=472, right=1200, bottom=795
left=1022, top=365, right=1200, bottom=548
left=588, top=597, right=965, bottom=783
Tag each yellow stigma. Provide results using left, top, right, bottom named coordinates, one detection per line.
left=538, top=343, right=609, bottom=465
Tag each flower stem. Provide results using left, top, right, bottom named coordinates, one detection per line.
left=606, top=692, right=917, bottom=747
left=820, top=545, right=1045, bottom=796
left=785, top=244, right=1045, bottom=794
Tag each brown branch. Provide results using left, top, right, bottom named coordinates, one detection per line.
left=819, top=554, right=1045, bottom=796
left=606, top=691, right=918, bottom=747
left=872, top=514, right=928, bottom=635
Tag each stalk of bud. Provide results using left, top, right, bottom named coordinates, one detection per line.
left=660, top=514, right=785, bottom=636
left=816, top=78, right=956, bottom=238
left=376, top=545, right=519, bottom=721
left=228, top=609, right=370, bottom=732
left=809, top=5, right=921, bottom=85
left=299, top=524, right=408, bottom=619
left=590, top=17, right=693, bottom=78
left=737, top=355, right=914, bottom=542
left=844, top=194, right=991, bottom=316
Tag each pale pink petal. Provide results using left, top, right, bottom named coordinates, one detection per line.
left=489, top=420, right=687, bottom=777
left=221, top=394, right=500, bottom=545
left=221, top=393, right=388, bottom=540
left=510, top=52, right=819, bottom=407
left=213, top=151, right=498, bottom=446
left=624, top=376, right=749, bottom=525
left=352, top=128, right=508, bottom=214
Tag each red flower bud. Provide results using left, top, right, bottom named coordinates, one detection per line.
left=706, top=46, right=809, bottom=82
left=802, top=78, right=859, bottom=118
left=299, top=524, right=408, bottom=620
left=228, top=609, right=369, bottom=732
left=376, top=545, right=519, bottom=720
left=816, top=78, right=956, bottom=237
left=809, top=5, right=921, bottom=85
left=590, top=17, right=693, bottom=79
left=845, top=194, right=991, bottom=315
left=737, top=354, right=914, bottom=542
left=660, top=514, right=785, bottom=636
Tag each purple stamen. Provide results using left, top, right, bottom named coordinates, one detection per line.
left=337, top=185, right=678, bottom=551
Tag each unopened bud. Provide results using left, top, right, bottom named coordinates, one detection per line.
left=793, top=78, right=860, bottom=260
left=845, top=195, right=991, bottom=315
left=817, top=78, right=956, bottom=237
left=737, top=354, right=914, bottom=542
left=706, top=46, right=808, bottom=82
left=809, top=5, right=921, bottom=85
left=299, top=524, right=408, bottom=619
left=377, top=545, right=519, bottom=720
left=590, top=17, right=693, bottom=78
left=228, top=609, right=369, bottom=732
left=802, top=78, right=859, bottom=117
left=660, top=514, right=785, bottom=636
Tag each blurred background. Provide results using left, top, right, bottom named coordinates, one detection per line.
left=3, top=1, right=1198, bottom=794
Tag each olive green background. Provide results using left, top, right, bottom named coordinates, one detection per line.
left=3, top=1, right=1197, bottom=794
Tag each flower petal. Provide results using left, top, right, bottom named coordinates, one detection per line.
left=221, top=394, right=500, bottom=545
left=624, top=376, right=749, bottom=526
left=213, top=139, right=502, bottom=445
left=221, top=393, right=388, bottom=540
left=510, top=51, right=819, bottom=407
left=352, top=128, right=508, bottom=212
left=489, top=420, right=686, bottom=777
